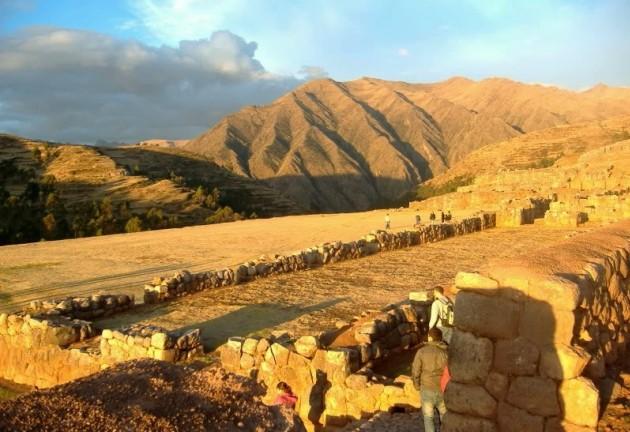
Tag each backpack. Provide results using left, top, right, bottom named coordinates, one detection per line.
left=439, top=297, right=455, bottom=327
left=440, top=365, right=451, bottom=393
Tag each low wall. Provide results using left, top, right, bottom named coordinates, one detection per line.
left=443, top=220, right=630, bottom=432
left=144, top=214, right=496, bottom=304
left=219, top=303, right=431, bottom=429
left=0, top=310, right=202, bottom=388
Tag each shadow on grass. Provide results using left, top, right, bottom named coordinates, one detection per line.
left=93, top=297, right=348, bottom=351
left=176, top=298, right=348, bottom=350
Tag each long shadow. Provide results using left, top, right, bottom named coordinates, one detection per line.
left=94, top=297, right=348, bottom=351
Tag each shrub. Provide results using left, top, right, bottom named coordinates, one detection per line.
left=415, top=175, right=475, bottom=201
left=125, top=216, right=144, bottom=233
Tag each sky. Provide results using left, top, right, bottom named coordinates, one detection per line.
left=0, top=0, right=629, bottom=143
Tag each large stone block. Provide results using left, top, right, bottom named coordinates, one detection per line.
left=448, top=330, right=493, bottom=384
left=494, top=337, right=540, bottom=376
left=294, top=336, right=319, bottom=358
left=506, top=376, right=560, bottom=417
left=558, top=378, right=599, bottom=428
left=445, top=382, right=497, bottom=419
left=454, top=291, right=520, bottom=339
left=455, top=272, right=499, bottom=292
left=485, top=372, right=508, bottom=401
left=519, top=300, right=575, bottom=347
left=540, top=344, right=591, bottom=380
left=498, top=401, right=544, bottom=432
left=441, top=412, right=498, bottom=432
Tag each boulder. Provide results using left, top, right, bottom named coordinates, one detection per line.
left=455, top=272, right=499, bottom=292
left=539, top=344, right=591, bottom=380
left=494, top=337, right=540, bottom=376
left=448, top=330, right=494, bottom=384
left=454, top=291, right=520, bottom=339
left=241, top=337, right=260, bottom=356
left=506, top=376, right=560, bottom=417
left=445, top=382, right=497, bottom=419
left=519, top=300, right=575, bottom=347
left=497, top=401, right=544, bottom=432
left=294, top=336, right=319, bottom=358
left=558, top=378, right=599, bottom=428
left=544, top=417, right=596, bottom=432
left=485, top=372, right=509, bottom=401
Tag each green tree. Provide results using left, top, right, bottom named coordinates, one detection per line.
left=125, top=216, right=144, bottom=233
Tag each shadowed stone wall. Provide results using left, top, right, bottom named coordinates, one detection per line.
left=443, top=220, right=630, bottom=432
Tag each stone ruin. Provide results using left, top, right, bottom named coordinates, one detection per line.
left=219, top=302, right=432, bottom=428
left=443, top=220, right=630, bottom=432
left=0, top=298, right=203, bottom=388
left=0, top=214, right=496, bottom=390
left=144, top=214, right=496, bottom=304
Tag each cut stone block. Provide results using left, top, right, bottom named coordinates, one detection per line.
left=540, top=344, right=591, bottom=380
left=506, top=376, right=560, bottom=417
left=498, top=401, right=544, bottom=432
left=494, top=337, right=540, bottom=376
left=448, top=330, right=493, bottom=384
left=442, top=412, right=497, bottom=432
left=454, top=291, right=520, bottom=339
left=445, top=381, right=497, bottom=419
left=558, top=377, right=599, bottom=428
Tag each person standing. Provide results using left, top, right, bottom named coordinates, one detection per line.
left=429, top=286, right=454, bottom=344
left=429, top=212, right=436, bottom=224
left=414, top=213, right=421, bottom=227
left=411, top=328, right=448, bottom=432
left=385, top=213, right=391, bottom=230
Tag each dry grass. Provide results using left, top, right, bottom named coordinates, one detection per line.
left=94, top=225, right=587, bottom=350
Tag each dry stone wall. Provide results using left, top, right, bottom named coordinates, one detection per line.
left=144, top=215, right=496, bottom=304
left=0, top=297, right=202, bottom=388
left=219, top=303, right=430, bottom=429
left=443, top=220, right=630, bottom=432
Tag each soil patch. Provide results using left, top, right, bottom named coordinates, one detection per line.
left=0, top=360, right=302, bottom=432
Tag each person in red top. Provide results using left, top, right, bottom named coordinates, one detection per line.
left=273, top=382, right=298, bottom=408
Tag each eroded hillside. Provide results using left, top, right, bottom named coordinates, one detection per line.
left=185, top=77, right=630, bottom=211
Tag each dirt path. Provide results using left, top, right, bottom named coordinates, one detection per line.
left=95, top=225, right=586, bottom=350
left=0, top=208, right=472, bottom=312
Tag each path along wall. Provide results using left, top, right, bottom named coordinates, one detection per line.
left=443, top=220, right=630, bottom=432
left=144, top=214, right=496, bottom=304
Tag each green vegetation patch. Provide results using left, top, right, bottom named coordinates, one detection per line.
left=415, top=175, right=475, bottom=201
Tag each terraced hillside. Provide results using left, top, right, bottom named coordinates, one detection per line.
left=416, top=116, right=630, bottom=195
left=0, top=134, right=302, bottom=244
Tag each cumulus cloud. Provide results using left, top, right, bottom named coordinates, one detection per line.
left=397, top=48, right=409, bottom=57
left=0, top=26, right=301, bottom=143
left=297, top=65, right=329, bottom=81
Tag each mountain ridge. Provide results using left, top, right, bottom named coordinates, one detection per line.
left=184, top=76, right=630, bottom=211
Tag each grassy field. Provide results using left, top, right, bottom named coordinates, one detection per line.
left=0, top=208, right=477, bottom=313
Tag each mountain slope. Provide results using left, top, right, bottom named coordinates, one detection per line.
left=0, top=134, right=302, bottom=244
left=186, top=77, right=630, bottom=211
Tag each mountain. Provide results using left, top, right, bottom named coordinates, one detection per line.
left=185, top=77, right=630, bottom=212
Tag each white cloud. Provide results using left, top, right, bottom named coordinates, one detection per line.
left=397, top=48, right=409, bottom=57
left=0, top=26, right=301, bottom=143
left=298, top=65, right=329, bottom=80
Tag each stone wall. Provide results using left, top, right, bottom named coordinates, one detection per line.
left=25, top=293, right=135, bottom=320
left=443, top=220, right=630, bottom=432
left=219, top=303, right=430, bottom=429
left=144, top=215, right=496, bottom=304
left=0, top=302, right=202, bottom=388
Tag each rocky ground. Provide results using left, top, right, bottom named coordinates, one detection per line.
left=0, top=360, right=302, bottom=432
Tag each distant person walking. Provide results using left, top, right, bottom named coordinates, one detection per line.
left=414, top=213, right=421, bottom=228
left=446, top=211, right=452, bottom=222
left=440, top=211, right=445, bottom=223
left=429, top=212, right=436, bottom=224
left=385, top=213, right=391, bottom=230
left=429, top=286, right=454, bottom=344
left=412, top=328, right=448, bottom=432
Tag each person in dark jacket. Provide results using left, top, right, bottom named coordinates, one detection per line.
left=411, top=328, right=448, bottom=432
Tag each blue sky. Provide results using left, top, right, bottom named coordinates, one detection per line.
left=1, top=0, right=629, bottom=142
